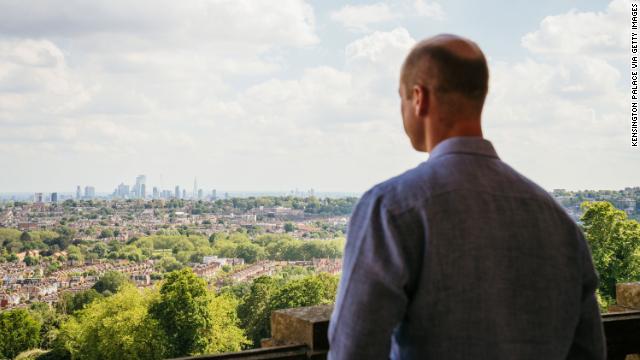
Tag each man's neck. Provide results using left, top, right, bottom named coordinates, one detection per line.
left=426, top=119, right=483, bottom=152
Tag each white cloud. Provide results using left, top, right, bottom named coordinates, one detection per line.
left=521, top=0, right=625, bottom=57
left=331, top=3, right=399, bottom=32
left=0, top=39, right=89, bottom=124
left=237, top=28, right=416, bottom=132
left=0, top=2, right=319, bottom=130
left=0, top=0, right=318, bottom=48
left=483, top=0, right=630, bottom=190
left=346, top=27, right=415, bottom=66
left=331, top=1, right=444, bottom=32
left=200, top=28, right=422, bottom=190
left=414, top=0, right=445, bottom=20
left=345, top=27, right=416, bottom=102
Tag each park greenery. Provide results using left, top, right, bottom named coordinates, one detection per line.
left=0, top=227, right=344, bottom=276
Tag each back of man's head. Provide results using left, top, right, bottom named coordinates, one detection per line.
left=401, top=34, right=489, bottom=116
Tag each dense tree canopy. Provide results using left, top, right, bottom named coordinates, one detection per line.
left=580, top=201, right=640, bottom=300
left=149, top=268, right=247, bottom=357
left=236, top=276, right=279, bottom=346
left=92, top=271, right=131, bottom=294
left=57, top=289, right=103, bottom=315
left=0, top=309, right=42, bottom=359
left=58, top=285, right=166, bottom=360
left=235, top=273, right=338, bottom=347
left=149, top=269, right=212, bottom=357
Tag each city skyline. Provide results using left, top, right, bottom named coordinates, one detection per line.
left=0, top=0, right=634, bottom=193
left=0, top=172, right=345, bottom=201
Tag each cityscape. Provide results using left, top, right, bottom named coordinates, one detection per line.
left=3, top=175, right=323, bottom=204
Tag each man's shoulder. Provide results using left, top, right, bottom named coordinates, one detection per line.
left=498, top=162, right=569, bottom=208
left=359, top=162, right=431, bottom=214
left=486, top=161, right=580, bottom=229
left=358, top=158, right=574, bottom=223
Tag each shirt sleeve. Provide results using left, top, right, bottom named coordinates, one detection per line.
left=566, top=226, right=606, bottom=360
left=328, top=191, right=419, bottom=360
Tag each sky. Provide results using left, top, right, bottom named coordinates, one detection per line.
left=0, top=0, right=633, bottom=194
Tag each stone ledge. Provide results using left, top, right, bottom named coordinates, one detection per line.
left=268, top=304, right=333, bottom=352
left=616, top=282, right=640, bottom=310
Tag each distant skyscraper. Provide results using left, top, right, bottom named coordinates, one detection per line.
left=175, top=186, right=180, bottom=199
left=84, top=186, right=96, bottom=199
left=134, top=175, right=146, bottom=199
left=34, top=192, right=43, bottom=203
left=136, top=175, right=147, bottom=198
left=197, top=189, right=203, bottom=200
left=140, top=184, right=146, bottom=199
left=152, top=187, right=159, bottom=199
left=182, top=189, right=187, bottom=199
left=76, top=186, right=81, bottom=200
left=211, top=189, right=217, bottom=200
left=116, top=183, right=130, bottom=198
left=51, top=192, right=58, bottom=203
left=193, top=178, right=198, bottom=200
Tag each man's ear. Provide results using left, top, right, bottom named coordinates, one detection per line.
left=412, top=85, right=429, bottom=117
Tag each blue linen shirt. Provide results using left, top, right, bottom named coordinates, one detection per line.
left=328, top=136, right=605, bottom=359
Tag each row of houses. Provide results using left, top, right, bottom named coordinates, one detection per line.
left=218, top=258, right=344, bottom=287
left=0, top=259, right=158, bottom=310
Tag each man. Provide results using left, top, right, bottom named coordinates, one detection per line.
left=328, top=34, right=606, bottom=359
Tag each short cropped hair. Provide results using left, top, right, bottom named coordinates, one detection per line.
left=401, top=43, right=489, bottom=106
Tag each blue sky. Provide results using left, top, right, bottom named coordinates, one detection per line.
left=0, top=0, right=631, bottom=194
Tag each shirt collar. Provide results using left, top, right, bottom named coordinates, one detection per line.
left=428, top=136, right=499, bottom=160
